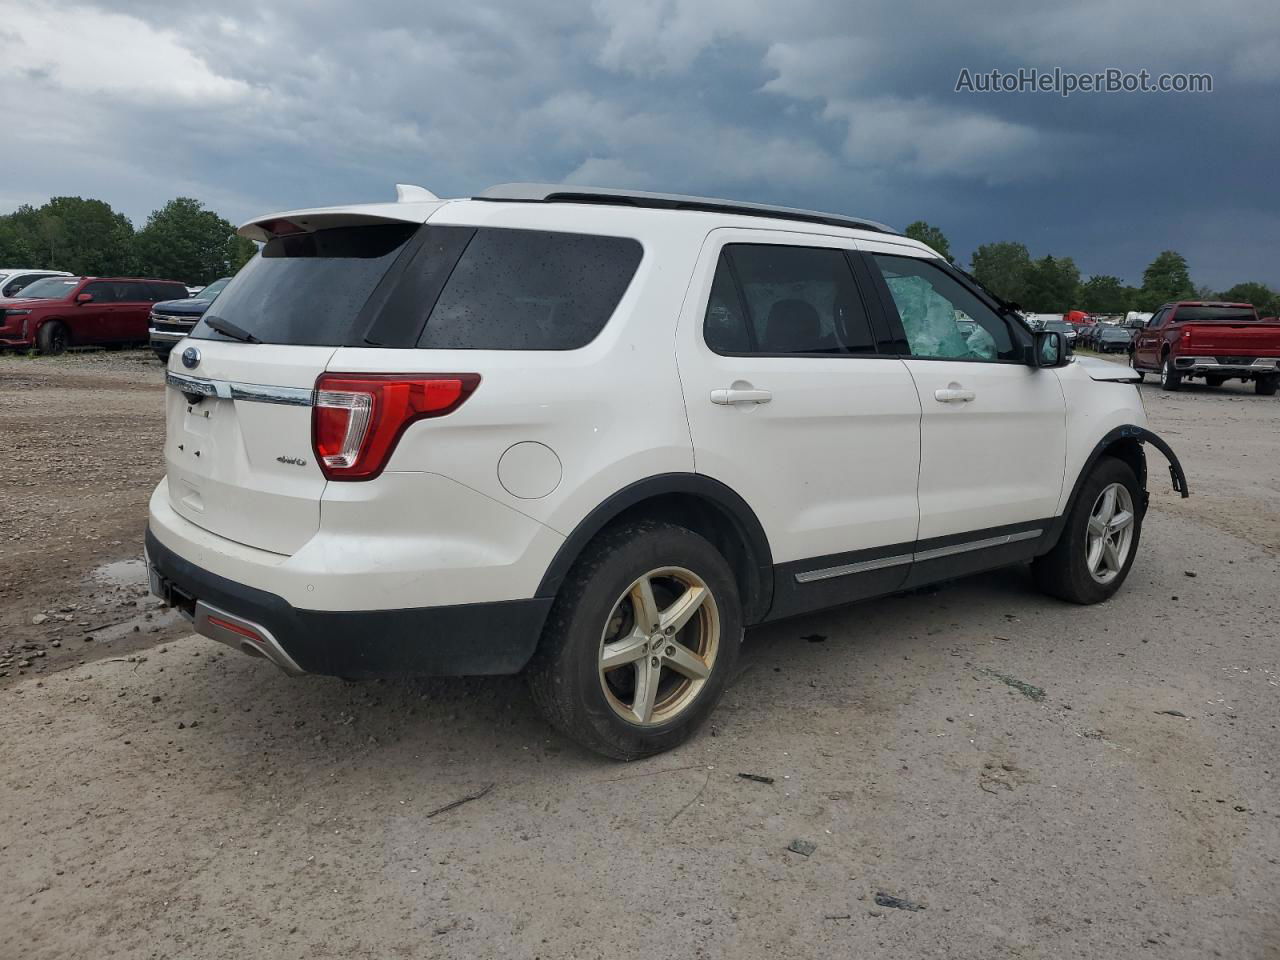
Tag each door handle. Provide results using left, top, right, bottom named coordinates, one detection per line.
left=710, top=387, right=772, bottom=405
left=934, top=386, right=975, bottom=403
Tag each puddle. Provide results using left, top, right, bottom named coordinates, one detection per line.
left=91, top=557, right=148, bottom=588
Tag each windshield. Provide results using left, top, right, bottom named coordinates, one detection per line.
left=16, top=276, right=82, bottom=299
left=1045, top=320, right=1069, bottom=332
left=196, top=278, right=231, bottom=301
left=1177, top=306, right=1257, bottom=322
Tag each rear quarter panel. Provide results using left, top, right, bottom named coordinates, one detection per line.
left=324, top=202, right=708, bottom=539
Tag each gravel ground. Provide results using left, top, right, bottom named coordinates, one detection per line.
left=2, top=351, right=1278, bottom=959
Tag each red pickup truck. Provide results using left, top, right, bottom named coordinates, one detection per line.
left=1131, top=301, right=1280, bottom=395
left=0, top=275, right=189, bottom=355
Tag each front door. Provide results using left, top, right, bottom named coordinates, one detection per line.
left=1132, top=308, right=1168, bottom=370
left=861, top=248, right=1066, bottom=546
left=677, top=231, right=922, bottom=617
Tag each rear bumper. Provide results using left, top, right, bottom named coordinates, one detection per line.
left=1173, top=356, right=1278, bottom=375
left=146, top=527, right=552, bottom=678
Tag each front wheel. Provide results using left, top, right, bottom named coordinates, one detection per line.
left=36, top=321, right=68, bottom=356
left=1257, top=375, right=1278, bottom=396
left=1033, top=457, right=1143, bottom=605
left=1160, top=357, right=1181, bottom=391
left=527, top=520, right=743, bottom=759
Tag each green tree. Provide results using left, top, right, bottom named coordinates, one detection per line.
left=1219, top=282, right=1280, bottom=317
left=0, top=217, right=38, bottom=265
left=228, top=233, right=258, bottom=272
left=134, top=198, right=246, bottom=285
left=1079, top=275, right=1126, bottom=314
left=904, top=220, right=954, bottom=262
left=1139, top=250, right=1194, bottom=310
left=1023, top=255, right=1080, bottom=313
left=970, top=241, right=1032, bottom=305
left=28, top=197, right=136, bottom=275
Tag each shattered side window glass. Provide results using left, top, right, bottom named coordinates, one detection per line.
left=873, top=255, right=1014, bottom=362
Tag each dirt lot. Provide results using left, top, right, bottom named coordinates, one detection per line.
left=2, top=350, right=1278, bottom=959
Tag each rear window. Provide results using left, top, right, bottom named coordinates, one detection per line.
left=1174, top=306, right=1257, bottom=322
left=192, top=223, right=418, bottom=345
left=417, top=229, right=642, bottom=350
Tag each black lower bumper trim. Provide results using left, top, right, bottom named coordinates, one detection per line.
left=145, top=528, right=552, bottom=678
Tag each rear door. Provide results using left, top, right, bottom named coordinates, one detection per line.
left=165, top=221, right=421, bottom=554
left=861, top=248, right=1066, bottom=548
left=116, top=282, right=156, bottom=342
left=677, top=231, right=922, bottom=615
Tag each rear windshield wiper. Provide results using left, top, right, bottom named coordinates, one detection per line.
left=204, top=315, right=261, bottom=344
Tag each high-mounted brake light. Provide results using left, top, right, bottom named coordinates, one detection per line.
left=312, top=373, right=480, bottom=481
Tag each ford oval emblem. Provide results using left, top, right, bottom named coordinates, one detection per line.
left=181, top=346, right=200, bottom=369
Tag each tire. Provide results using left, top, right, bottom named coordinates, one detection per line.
left=1033, top=457, right=1143, bottom=605
left=36, top=322, right=69, bottom=356
left=526, top=520, right=743, bottom=759
left=1205, top=375, right=1226, bottom=387
left=1159, top=356, right=1181, bottom=391
left=1257, top=375, right=1278, bottom=397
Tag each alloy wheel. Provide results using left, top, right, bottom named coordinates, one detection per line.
left=598, top=566, right=720, bottom=726
left=1085, top=482, right=1135, bottom=584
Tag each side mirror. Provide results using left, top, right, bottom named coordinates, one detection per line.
left=1032, top=330, right=1069, bottom=367
left=75, top=293, right=94, bottom=304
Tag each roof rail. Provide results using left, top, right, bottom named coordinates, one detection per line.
left=474, top=183, right=896, bottom=235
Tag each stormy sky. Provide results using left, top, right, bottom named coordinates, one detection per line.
left=2, top=0, right=1277, bottom=288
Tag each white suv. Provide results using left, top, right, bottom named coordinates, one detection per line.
left=146, top=183, right=1188, bottom=758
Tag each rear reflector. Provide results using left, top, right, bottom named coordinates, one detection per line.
left=312, top=373, right=480, bottom=480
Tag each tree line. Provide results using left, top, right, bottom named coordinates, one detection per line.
left=0, top=196, right=258, bottom=287
left=903, top=221, right=1280, bottom=317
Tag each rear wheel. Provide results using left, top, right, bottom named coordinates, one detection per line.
left=1160, top=357, right=1181, bottom=391
left=36, top=322, right=68, bottom=356
left=1257, top=375, right=1278, bottom=397
left=527, top=520, right=743, bottom=759
left=1033, top=457, right=1142, bottom=605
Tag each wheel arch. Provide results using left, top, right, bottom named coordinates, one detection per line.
left=536, top=474, right=775, bottom=624
left=1045, top=424, right=1189, bottom=549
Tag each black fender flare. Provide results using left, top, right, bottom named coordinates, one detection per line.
left=535, top=473, right=775, bottom=623
left=1045, top=424, right=1189, bottom=548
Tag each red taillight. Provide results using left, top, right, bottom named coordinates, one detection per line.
left=312, top=373, right=480, bottom=481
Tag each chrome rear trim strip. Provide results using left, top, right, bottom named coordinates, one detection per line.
left=794, top=528, right=1043, bottom=584
left=165, top=371, right=314, bottom=407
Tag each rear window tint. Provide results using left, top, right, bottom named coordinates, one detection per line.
left=192, top=224, right=418, bottom=346
left=418, top=229, right=642, bottom=350
left=149, top=282, right=189, bottom=301
left=1173, top=306, right=1257, bottom=322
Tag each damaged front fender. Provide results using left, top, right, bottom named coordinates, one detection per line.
left=1111, top=424, right=1190, bottom=498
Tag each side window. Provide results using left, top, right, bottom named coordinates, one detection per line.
left=122, top=282, right=153, bottom=302
left=871, top=254, right=1015, bottom=361
left=4, top=274, right=40, bottom=297
left=149, top=282, right=186, bottom=301
left=418, top=228, right=642, bottom=350
left=703, top=253, right=751, bottom=353
left=708, top=244, right=875, bottom=355
left=1146, top=309, right=1166, bottom=328
left=82, top=282, right=117, bottom=303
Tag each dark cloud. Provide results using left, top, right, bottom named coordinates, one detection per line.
left=2, top=0, right=1275, bottom=287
